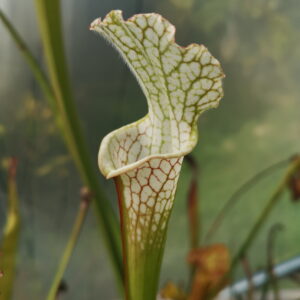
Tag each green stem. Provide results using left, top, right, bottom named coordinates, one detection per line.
left=185, top=155, right=200, bottom=288
left=185, top=155, right=200, bottom=250
left=266, top=224, right=284, bottom=300
left=0, top=9, right=55, bottom=110
left=231, top=157, right=300, bottom=271
left=115, top=177, right=168, bottom=300
left=46, top=188, right=91, bottom=300
left=205, top=158, right=289, bottom=241
left=241, top=256, right=254, bottom=300
left=34, top=0, right=123, bottom=285
left=0, top=158, right=20, bottom=300
left=0, top=6, right=123, bottom=287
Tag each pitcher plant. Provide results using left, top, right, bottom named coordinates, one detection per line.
left=91, top=10, right=224, bottom=300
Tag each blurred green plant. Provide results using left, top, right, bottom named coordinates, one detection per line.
left=231, top=156, right=300, bottom=271
left=46, top=187, right=91, bottom=300
left=0, top=158, right=20, bottom=299
left=265, top=223, right=284, bottom=300
left=0, top=2, right=299, bottom=299
left=185, top=155, right=200, bottom=252
left=0, top=1, right=123, bottom=291
left=205, top=157, right=290, bottom=241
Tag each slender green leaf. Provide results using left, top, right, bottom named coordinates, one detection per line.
left=231, top=157, right=300, bottom=271
left=0, top=9, right=55, bottom=111
left=0, top=4, right=123, bottom=288
left=46, top=188, right=91, bottom=300
left=0, top=158, right=20, bottom=300
left=33, top=0, right=123, bottom=286
left=205, top=158, right=289, bottom=241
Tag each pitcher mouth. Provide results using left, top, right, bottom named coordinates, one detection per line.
left=92, top=10, right=224, bottom=179
left=98, top=114, right=202, bottom=179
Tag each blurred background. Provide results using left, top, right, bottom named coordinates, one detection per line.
left=0, top=0, right=300, bottom=299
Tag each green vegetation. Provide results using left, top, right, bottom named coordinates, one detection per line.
left=0, top=159, right=20, bottom=299
left=0, top=0, right=299, bottom=299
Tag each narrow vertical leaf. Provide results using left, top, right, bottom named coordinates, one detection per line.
left=0, top=158, right=20, bottom=300
left=33, top=0, right=123, bottom=285
left=231, top=157, right=300, bottom=271
left=185, top=155, right=200, bottom=250
left=1, top=4, right=123, bottom=288
left=46, top=187, right=91, bottom=300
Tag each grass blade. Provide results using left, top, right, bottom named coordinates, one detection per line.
left=33, top=0, right=123, bottom=286
left=46, top=187, right=91, bottom=300
left=0, top=5, right=123, bottom=288
left=0, top=9, right=55, bottom=111
left=231, top=156, right=300, bottom=271
left=0, top=158, right=20, bottom=300
left=205, top=157, right=289, bottom=241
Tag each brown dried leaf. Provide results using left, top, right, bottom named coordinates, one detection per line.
left=160, top=282, right=187, bottom=300
left=288, top=166, right=300, bottom=202
left=188, top=244, right=230, bottom=300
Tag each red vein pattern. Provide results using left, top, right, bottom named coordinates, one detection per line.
left=119, top=157, right=182, bottom=249
left=92, top=11, right=224, bottom=180
left=91, top=10, right=224, bottom=299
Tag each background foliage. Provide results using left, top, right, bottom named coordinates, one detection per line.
left=0, top=0, right=300, bottom=298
